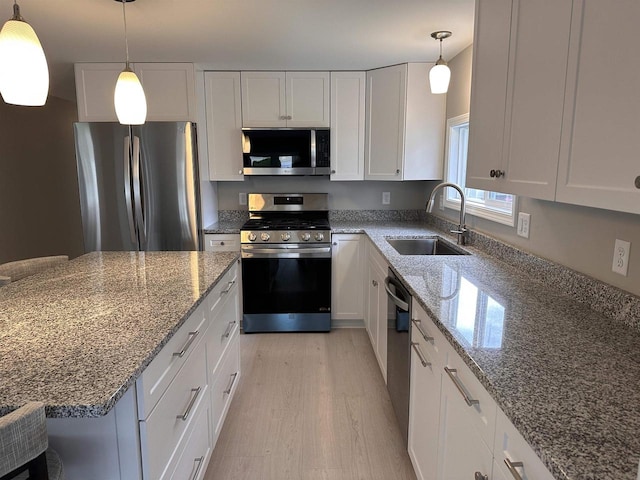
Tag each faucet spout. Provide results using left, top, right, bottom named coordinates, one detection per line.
left=426, top=182, right=468, bottom=245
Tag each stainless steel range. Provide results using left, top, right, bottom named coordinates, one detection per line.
left=241, top=193, right=331, bottom=333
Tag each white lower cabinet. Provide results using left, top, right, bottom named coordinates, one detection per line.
left=409, top=301, right=553, bottom=480
left=331, top=234, right=365, bottom=325
left=365, top=239, right=389, bottom=381
left=204, top=234, right=240, bottom=252
left=166, top=403, right=211, bottom=480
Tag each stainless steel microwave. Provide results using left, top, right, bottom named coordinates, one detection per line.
left=241, top=128, right=330, bottom=176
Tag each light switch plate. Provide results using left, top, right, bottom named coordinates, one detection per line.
left=239, top=192, right=247, bottom=205
left=382, top=192, right=391, bottom=205
left=612, top=239, right=631, bottom=276
left=517, top=212, right=530, bottom=238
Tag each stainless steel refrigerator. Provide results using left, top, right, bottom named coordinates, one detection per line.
left=74, top=122, right=202, bottom=252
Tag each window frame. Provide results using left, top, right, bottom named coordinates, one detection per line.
left=442, top=113, right=517, bottom=227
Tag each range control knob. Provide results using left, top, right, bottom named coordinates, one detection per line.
left=314, top=232, right=324, bottom=242
left=248, top=232, right=257, bottom=242
left=281, top=232, right=291, bottom=241
left=300, top=232, right=311, bottom=241
left=260, top=232, right=270, bottom=242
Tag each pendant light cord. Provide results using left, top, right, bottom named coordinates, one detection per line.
left=121, top=0, right=131, bottom=68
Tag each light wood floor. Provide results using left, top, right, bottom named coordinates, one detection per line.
left=204, top=328, right=417, bottom=480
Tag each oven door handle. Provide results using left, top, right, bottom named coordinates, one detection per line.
left=385, top=276, right=410, bottom=312
left=241, top=245, right=332, bottom=258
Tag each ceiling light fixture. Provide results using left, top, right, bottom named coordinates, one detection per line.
left=429, top=31, right=452, bottom=95
left=114, top=0, right=146, bottom=125
left=0, top=1, right=49, bottom=106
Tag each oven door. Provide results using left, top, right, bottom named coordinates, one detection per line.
left=241, top=243, right=332, bottom=332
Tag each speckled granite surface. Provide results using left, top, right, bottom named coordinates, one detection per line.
left=0, top=251, right=238, bottom=418
left=333, top=220, right=640, bottom=480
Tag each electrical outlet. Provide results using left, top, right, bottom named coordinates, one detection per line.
left=517, top=212, right=530, bottom=238
left=239, top=192, right=247, bottom=206
left=612, top=239, right=631, bottom=276
left=382, top=192, right=391, bottom=205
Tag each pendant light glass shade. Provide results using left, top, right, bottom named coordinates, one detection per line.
left=114, top=0, right=146, bottom=125
left=429, top=60, right=451, bottom=94
left=114, top=66, right=147, bottom=125
left=0, top=3, right=49, bottom=106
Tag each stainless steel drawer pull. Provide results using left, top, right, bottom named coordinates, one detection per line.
left=444, top=367, right=479, bottom=407
left=411, top=319, right=434, bottom=342
left=221, top=280, right=235, bottom=294
left=224, top=372, right=238, bottom=395
left=173, top=331, right=199, bottom=358
left=504, top=458, right=524, bottom=480
left=411, top=342, right=431, bottom=367
left=223, top=320, right=236, bottom=339
left=474, top=473, right=488, bottom=480
left=177, top=386, right=202, bottom=421
left=190, top=456, right=205, bottom=480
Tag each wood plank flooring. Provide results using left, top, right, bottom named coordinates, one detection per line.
left=204, top=329, right=417, bottom=480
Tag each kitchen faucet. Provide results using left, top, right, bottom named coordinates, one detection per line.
left=426, top=182, right=468, bottom=245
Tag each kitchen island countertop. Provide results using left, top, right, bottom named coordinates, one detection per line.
left=333, top=220, right=640, bottom=480
left=0, top=251, right=238, bottom=418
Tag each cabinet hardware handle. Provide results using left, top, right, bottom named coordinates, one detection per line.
left=286, top=115, right=292, bottom=120
left=190, top=456, right=205, bottom=480
left=239, top=169, right=243, bottom=175
left=221, top=280, right=235, bottom=295
left=411, top=342, right=431, bottom=367
left=635, top=176, right=640, bottom=189
left=331, top=169, right=336, bottom=174
left=490, top=169, right=505, bottom=178
left=220, top=241, right=225, bottom=246
left=279, top=115, right=286, bottom=120
left=504, top=458, right=524, bottom=480
left=333, top=242, right=338, bottom=246
left=223, top=320, right=236, bottom=339
left=372, top=280, right=378, bottom=287
left=173, top=331, right=199, bottom=357
left=396, top=169, right=400, bottom=174
left=474, top=473, right=488, bottom=480
left=411, top=319, right=434, bottom=342
left=444, top=367, right=479, bottom=406
left=224, top=372, right=238, bottom=394
left=177, top=386, right=202, bottom=421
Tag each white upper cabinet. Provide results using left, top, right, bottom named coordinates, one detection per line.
left=75, top=63, right=197, bottom=122
left=467, top=0, right=573, bottom=200
left=365, top=63, right=445, bottom=181
left=330, top=72, right=366, bottom=181
left=240, top=71, right=330, bottom=127
left=556, top=1, right=640, bottom=214
left=204, top=72, right=243, bottom=181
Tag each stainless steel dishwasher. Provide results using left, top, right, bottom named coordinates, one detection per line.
left=385, top=268, right=411, bottom=445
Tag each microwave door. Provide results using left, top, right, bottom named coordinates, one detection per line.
left=242, top=129, right=315, bottom=175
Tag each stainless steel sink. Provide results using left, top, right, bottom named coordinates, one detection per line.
left=386, top=237, right=469, bottom=256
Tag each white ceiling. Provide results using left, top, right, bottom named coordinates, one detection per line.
left=14, top=0, right=475, bottom=101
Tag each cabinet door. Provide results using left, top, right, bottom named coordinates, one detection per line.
left=331, top=234, right=364, bottom=322
left=436, top=367, right=494, bottom=480
left=286, top=71, right=330, bottom=127
left=240, top=71, right=287, bottom=127
left=557, top=1, right=640, bottom=214
left=466, top=0, right=512, bottom=190
left=365, top=260, right=380, bottom=358
left=136, top=63, right=196, bottom=121
left=75, top=63, right=124, bottom=122
left=365, top=65, right=406, bottom=181
left=374, top=262, right=388, bottom=382
left=204, top=72, right=244, bottom=181
left=330, top=72, right=366, bottom=180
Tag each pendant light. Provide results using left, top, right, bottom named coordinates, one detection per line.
left=114, top=0, right=146, bottom=125
left=429, top=31, right=452, bottom=95
left=0, top=1, right=49, bottom=106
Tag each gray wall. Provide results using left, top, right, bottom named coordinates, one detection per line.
left=217, top=177, right=433, bottom=211
left=0, top=98, right=84, bottom=263
left=437, top=45, right=640, bottom=296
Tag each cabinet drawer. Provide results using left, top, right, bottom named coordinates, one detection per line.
left=442, top=350, right=497, bottom=451
left=140, top=342, right=208, bottom=480
left=211, top=329, right=241, bottom=440
left=411, top=301, right=449, bottom=370
left=204, top=234, right=240, bottom=252
left=494, top=408, right=555, bottom=480
left=137, top=300, right=208, bottom=419
left=163, top=401, right=211, bottom=480
left=206, top=287, right=239, bottom=379
left=207, top=263, right=238, bottom=318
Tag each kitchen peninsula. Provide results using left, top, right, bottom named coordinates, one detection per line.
left=0, top=251, right=241, bottom=480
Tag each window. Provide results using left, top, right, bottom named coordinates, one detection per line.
left=443, top=114, right=516, bottom=226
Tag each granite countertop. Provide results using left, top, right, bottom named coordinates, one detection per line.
left=0, top=251, right=238, bottom=418
left=332, top=220, right=640, bottom=480
left=203, top=219, right=245, bottom=234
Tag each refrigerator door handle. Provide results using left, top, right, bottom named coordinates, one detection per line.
left=123, top=135, right=137, bottom=245
left=132, top=135, right=147, bottom=249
